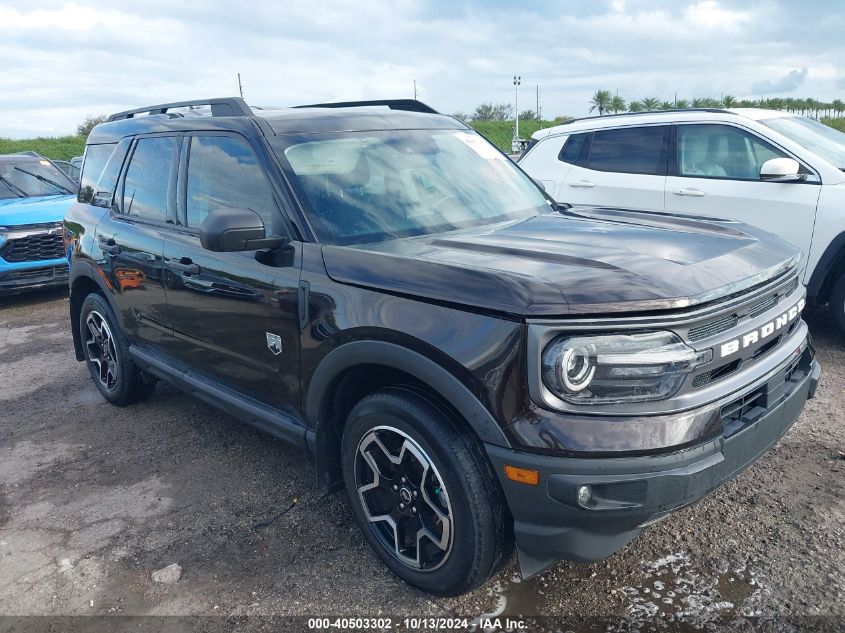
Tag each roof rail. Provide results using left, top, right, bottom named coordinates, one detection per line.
left=294, top=99, right=439, bottom=114
left=562, top=108, right=735, bottom=125
left=107, top=97, right=253, bottom=122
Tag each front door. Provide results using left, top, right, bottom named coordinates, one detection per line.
left=665, top=123, right=821, bottom=261
left=161, top=133, right=301, bottom=413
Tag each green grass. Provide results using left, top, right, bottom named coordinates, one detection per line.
left=822, top=117, right=845, bottom=132
left=0, top=135, right=86, bottom=161
left=3, top=117, right=842, bottom=161
left=470, top=120, right=559, bottom=152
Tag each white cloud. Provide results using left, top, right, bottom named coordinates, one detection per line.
left=0, top=0, right=843, bottom=138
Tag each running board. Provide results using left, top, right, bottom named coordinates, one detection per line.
left=129, top=345, right=308, bottom=450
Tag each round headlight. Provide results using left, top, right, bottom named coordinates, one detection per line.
left=560, top=346, right=594, bottom=392
left=544, top=341, right=596, bottom=395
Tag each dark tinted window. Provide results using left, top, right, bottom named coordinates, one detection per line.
left=122, top=137, right=178, bottom=223
left=559, top=133, right=586, bottom=164
left=586, top=126, right=668, bottom=175
left=186, top=135, right=276, bottom=233
left=78, top=144, right=115, bottom=204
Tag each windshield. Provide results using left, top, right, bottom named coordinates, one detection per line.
left=271, top=129, right=549, bottom=245
left=761, top=116, right=845, bottom=170
left=0, top=158, right=76, bottom=200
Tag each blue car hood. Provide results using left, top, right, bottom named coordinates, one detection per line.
left=0, top=195, right=76, bottom=226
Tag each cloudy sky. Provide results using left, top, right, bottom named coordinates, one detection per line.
left=1, top=0, right=843, bottom=138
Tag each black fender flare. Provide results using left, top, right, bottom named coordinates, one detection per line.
left=807, top=231, right=845, bottom=304
left=68, top=260, right=120, bottom=361
left=305, top=340, right=512, bottom=494
left=306, top=340, right=510, bottom=446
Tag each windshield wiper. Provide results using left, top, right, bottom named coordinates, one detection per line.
left=0, top=174, right=28, bottom=197
left=13, top=166, right=75, bottom=195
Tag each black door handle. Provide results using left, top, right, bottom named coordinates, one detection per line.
left=98, top=237, right=121, bottom=255
left=169, top=257, right=200, bottom=275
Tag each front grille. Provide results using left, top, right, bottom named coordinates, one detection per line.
left=688, top=313, right=738, bottom=341
left=687, top=275, right=798, bottom=342
left=0, top=265, right=67, bottom=289
left=721, top=386, right=767, bottom=438
left=720, top=350, right=804, bottom=439
left=0, top=233, right=64, bottom=262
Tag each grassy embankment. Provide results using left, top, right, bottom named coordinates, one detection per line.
left=0, top=123, right=556, bottom=159
left=2, top=117, right=843, bottom=160
left=0, top=135, right=86, bottom=161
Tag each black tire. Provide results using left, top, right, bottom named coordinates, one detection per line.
left=341, top=388, right=512, bottom=596
left=829, top=273, right=845, bottom=337
left=79, top=292, right=155, bottom=406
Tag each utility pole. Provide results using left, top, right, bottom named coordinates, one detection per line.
left=536, top=84, right=541, bottom=123
left=237, top=73, right=244, bottom=99
left=513, top=75, right=521, bottom=139
left=413, top=80, right=417, bottom=100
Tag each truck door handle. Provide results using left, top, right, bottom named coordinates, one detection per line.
left=568, top=180, right=596, bottom=188
left=169, top=258, right=200, bottom=275
left=672, top=188, right=707, bottom=197
left=98, top=237, right=121, bottom=255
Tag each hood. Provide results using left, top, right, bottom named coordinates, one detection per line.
left=321, top=207, right=801, bottom=317
left=0, top=194, right=76, bottom=227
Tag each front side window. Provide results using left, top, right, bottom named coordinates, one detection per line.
left=583, top=126, right=668, bottom=175
left=677, top=124, right=789, bottom=181
left=185, top=135, right=277, bottom=234
left=78, top=144, right=116, bottom=204
left=121, top=136, right=179, bottom=223
left=270, top=129, right=548, bottom=245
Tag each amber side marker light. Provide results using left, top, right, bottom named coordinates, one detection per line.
left=503, top=464, right=540, bottom=486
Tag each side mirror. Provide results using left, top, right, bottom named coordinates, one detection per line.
left=760, top=158, right=806, bottom=182
left=199, top=207, right=287, bottom=252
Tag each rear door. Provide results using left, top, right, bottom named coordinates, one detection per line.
left=94, top=134, right=179, bottom=348
left=664, top=123, right=821, bottom=259
left=559, top=125, right=669, bottom=211
left=161, top=132, right=302, bottom=413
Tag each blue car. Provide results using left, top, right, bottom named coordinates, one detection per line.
left=0, top=153, right=77, bottom=295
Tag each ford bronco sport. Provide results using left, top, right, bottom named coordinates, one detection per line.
left=65, top=97, right=820, bottom=596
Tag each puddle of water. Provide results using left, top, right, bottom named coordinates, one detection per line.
left=613, top=552, right=763, bottom=631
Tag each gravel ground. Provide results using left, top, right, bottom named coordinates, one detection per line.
left=0, top=289, right=843, bottom=632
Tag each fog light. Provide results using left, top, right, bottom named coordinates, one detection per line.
left=577, top=485, right=592, bottom=507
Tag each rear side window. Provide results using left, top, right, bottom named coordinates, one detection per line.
left=78, top=143, right=117, bottom=205
left=121, top=137, right=179, bottom=223
left=185, top=135, right=277, bottom=233
left=558, top=134, right=587, bottom=164
left=584, top=126, right=668, bottom=175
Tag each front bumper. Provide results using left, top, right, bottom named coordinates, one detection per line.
left=486, top=345, right=820, bottom=578
left=0, top=258, right=68, bottom=295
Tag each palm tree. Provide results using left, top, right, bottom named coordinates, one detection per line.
left=660, top=101, right=674, bottom=110
left=692, top=97, right=706, bottom=108
left=642, top=97, right=660, bottom=111
left=675, top=99, right=690, bottom=109
left=610, top=95, right=626, bottom=114
left=721, top=95, right=737, bottom=108
left=589, top=90, right=612, bottom=116
left=628, top=100, right=645, bottom=112
left=833, top=99, right=844, bottom=118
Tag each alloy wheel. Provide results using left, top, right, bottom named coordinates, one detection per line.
left=84, top=310, right=119, bottom=391
left=355, top=425, right=453, bottom=571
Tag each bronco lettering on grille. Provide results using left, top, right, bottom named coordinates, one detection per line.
left=719, top=298, right=805, bottom=358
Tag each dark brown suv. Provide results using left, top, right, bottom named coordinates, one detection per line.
left=65, top=97, right=819, bottom=595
